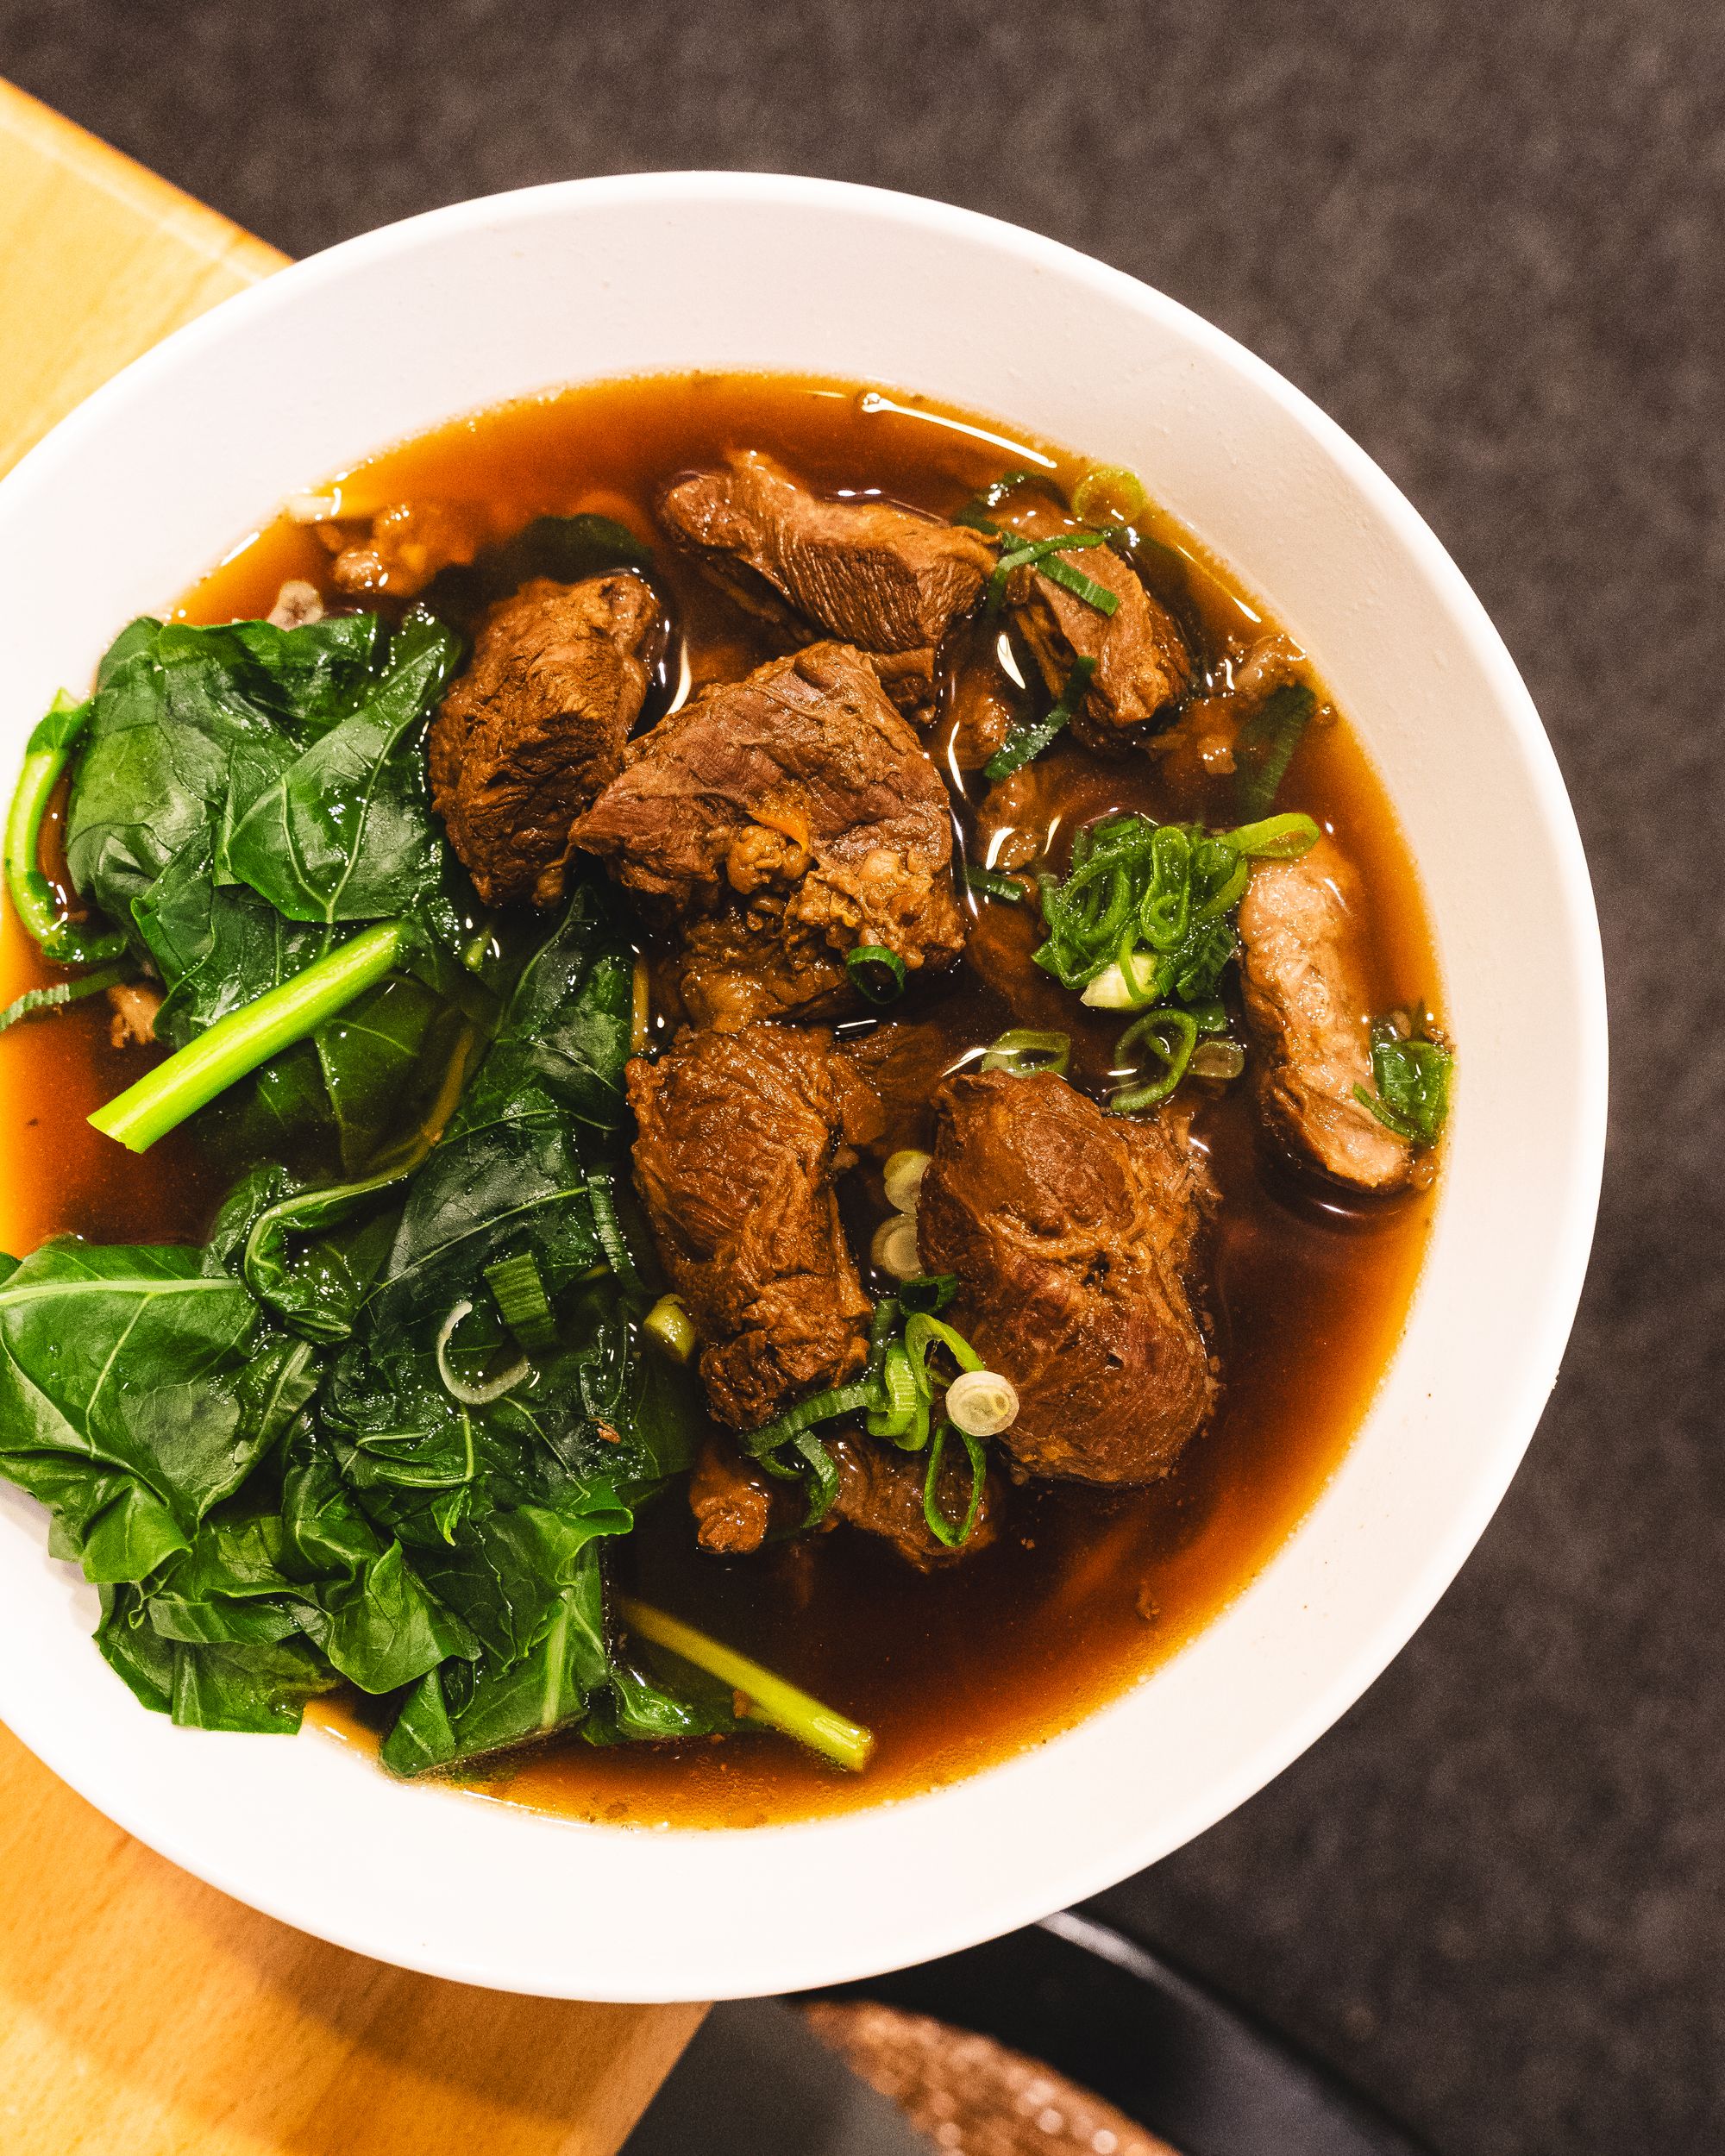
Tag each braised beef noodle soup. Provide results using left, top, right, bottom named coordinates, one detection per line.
left=0, top=373, right=1448, bottom=1827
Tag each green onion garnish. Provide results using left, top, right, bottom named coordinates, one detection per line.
left=921, top=1421, right=988, bottom=1550
left=586, top=1169, right=642, bottom=1293
left=964, top=864, right=1027, bottom=904
left=984, top=527, right=1114, bottom=612
left=617, top=1595, right=874, bottom=1773
left=951, top=469, right=1037, bottom=532
left=3, top=692, right=127, bottom=968
left=1235, top=683, right=1316, bottom=818
left=1071, top=466, right=1148, bottom=528
left=484, top=1250, right=559, bottom=1352
left=1222, top=811, right=1322, bottom=859
left=898, top=1272, right=957, bottom=1314
left=744, top=1380, right=875, bottom=1457
left=1353, top=1017, right=1453, bottom=1146
left=88, top=919, right=406, bottom=1154
left=1109, top=1006, right=1199, bottom=1112
left=1038, top=554, right=1119, bottom=616
left=979, top=1027, right=1070, bottom=1080
left=846, top=944, right=906, bottom=1004
left=983, top=656, right=1096, bottom=784
left=0, top=962, right=129, bottom=1037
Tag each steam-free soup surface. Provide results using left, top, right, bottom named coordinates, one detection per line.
left=0, top=374, right=1436, bottom=1825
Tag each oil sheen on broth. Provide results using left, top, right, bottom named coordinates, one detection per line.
left=0, top=374, right=1438, bottom=1827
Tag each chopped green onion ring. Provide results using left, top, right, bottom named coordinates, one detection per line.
left=979, top=1027, right=1070, bottom=1079
left=921, top=1421, right=988, bottom=1550
left=1071, top=465, right=1148, bottom=528
left=1221, top=811, right=1322, bottom=859
left=484, top=1250, right=559, bottom=1351
left=846, top=943, right=906, bottom=1005
left=1110, top=1006, right=1200, bottom=1113
left=0, top=962, right=129, bottom=1037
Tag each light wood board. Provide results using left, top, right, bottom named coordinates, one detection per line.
left=0, top=76, right=703, bottom=2154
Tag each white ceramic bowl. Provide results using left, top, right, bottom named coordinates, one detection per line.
left=0, top=174, right=1604, bottom=2001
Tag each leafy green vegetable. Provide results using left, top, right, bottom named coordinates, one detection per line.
left=1354, top=1017, right=1453, bottom=1146
left=0, top=1228, right=316, bottom=1584
left=48, top=607, right=487, bottom=1159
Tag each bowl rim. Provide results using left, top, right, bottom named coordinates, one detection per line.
left=0, top=169, right=1607, bottom=1999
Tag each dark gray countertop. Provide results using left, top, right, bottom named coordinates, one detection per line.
left=2, top=3, right=1716, bottom=2149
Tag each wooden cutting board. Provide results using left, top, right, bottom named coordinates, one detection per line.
left=0, top=78, right=704, bottom=2155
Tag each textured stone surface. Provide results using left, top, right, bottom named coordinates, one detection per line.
left=2, top=3, right=1718, bottom=2150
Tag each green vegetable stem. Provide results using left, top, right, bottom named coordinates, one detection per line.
left=3, top=692, right=126, bottom=965
left=90, top=921, right=405, bottom=1152
left=618, top=1595, right=874, bottom=1772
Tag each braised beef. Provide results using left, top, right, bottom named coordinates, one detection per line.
left=430, top=573, right=662, bottom=908
left=571, top=641, right=966, bottom=1027
left=917, top=1070, right=1216, bottom=1484
left=998, top=503, right=1190, bottom=750
left=1237, top=839, right=1413, bottom=1193
left=688, top=1434, right=777, bottom=1557
left=627, top=1022, right=883, bottom=1432
left=657, top=451, right=994, bottom=715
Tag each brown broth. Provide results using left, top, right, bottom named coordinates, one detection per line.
left=10, top=373, right=1439, bottom=1827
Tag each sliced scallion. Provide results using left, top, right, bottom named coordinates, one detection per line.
left=1071, top=465, right=1148, bottom=528
left=1109, top=1006, right=1200, bottom=1113
left=983, top=656, right=1096, bottom=785
left=3, top=692, right=126, bottom=968
left=846, top=943, right=906, bottom=1005
left=1038, top=554, right=1119, bottom=616
left=586, top=1169, right=642, bottom=1293
left=985, top=526, right=1114, bottom=612
left=0, top=962, right=129, bottom=1037
left=643, top=1292, right=697, bottom=1363
left=979, top=1027, right=1070, bottom=1079
left=921, top=1421, right=988, bottom=1551
left=484, top=1251, right=559, bottom=1352
left=964, top=864, right=1027, bottom=904
left=1235, top=683, right=1316, bottom=818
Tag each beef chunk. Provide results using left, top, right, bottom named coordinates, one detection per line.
left=430, top=573, right=662, bottom=909
left=829, top=1435, right=1000, bottom=1570
left=627, top=1022, right=883, bottom=1432
left=1237, top=839, right=1413, bottom=1193
left=322, top=498, right=483, bottom=600
left=571, top=641, right=966, bottom=1026
left=688, top=1434, right=776, bottom=1556
left=657, top=451, right=994, bottom=714
left=1002, top=505, right=1191, bottom=750
left=918, top=1070, right=1216, bottom=1485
